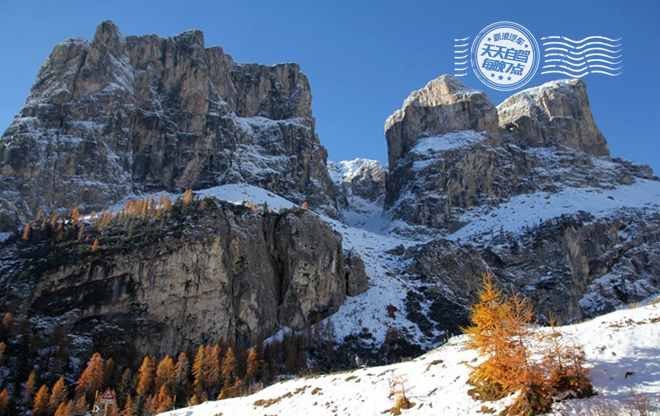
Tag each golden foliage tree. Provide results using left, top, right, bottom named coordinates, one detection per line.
left=54, top=401, right=73, bottom=416
left=183, top=189, right=194, bottom=206
left=136, top=356, right=156, bottom=398
left=246, top=348, right=260, bottom=384
left=120, top=395, right=136, bottom=416
left=0, top=389, right=9, bottom=416
left=156, top=355, right=175, bottom=392
left=24, top=371, right=37, bottom=408
left=154, top=384, right=174, bottom=414
left=191, top=346, right=206, bottom=397
left=76, top=352, right=105, bottom=403
left=32, top=385, right=50, bottom=416
left=21, top=223, right=31, bottom=242
left=221, top=347, right=238, bottom=386
left=49, top=376, right=68, bottom=413
left=464, top=272, right=592, bottom=415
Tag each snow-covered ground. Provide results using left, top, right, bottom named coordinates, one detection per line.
left=448, top=178, right=660, bottom=243
left=159, top=301, right=660, bottom=416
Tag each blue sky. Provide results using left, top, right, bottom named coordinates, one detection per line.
left=0, top=0, right=658, bottom=173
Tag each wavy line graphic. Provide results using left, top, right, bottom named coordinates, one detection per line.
left=543, top=64, right=622, bottom=72
left=541, top=70, right=622, bottom=77
left=540, top=36, right=621, bottom=42
left=544, top=57, right=622, bottom=66
left=544, top=53, right=586, bottom=62
left=454, top=37, right=471, bottom=77
left=544, top=47, right=622, bottom=55
left=542, top=41, right=621, bottom=50
left=541, top=35, right=623, bottom=77
left=575, top=42, right=621, bottom=50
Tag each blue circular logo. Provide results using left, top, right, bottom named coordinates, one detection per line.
left=471, top=22, right=540, bottom=91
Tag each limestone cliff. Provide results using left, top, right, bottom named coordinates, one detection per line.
left=0, top=21, right=336, bottom=230
left=0, top=199, right=366, bottom=357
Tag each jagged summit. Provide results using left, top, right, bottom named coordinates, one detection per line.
left=498, top=78, right=610, bottom=156
left=384, top=74, right=498, bottom=168
left=383, top=74, right=654, bottom=234
left=0, top=21, right=335, bottom=230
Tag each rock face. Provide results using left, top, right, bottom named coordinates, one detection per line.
left=0, top=21, right=336, bottom=230
left=402, top=210, right=660, bottom=336
left=384, top=75, right=653, bottom=234
left=384, top=75, right=498, bottom=169
left=498, top=79, right=609, bottom=156
left=0, top=200, right=365, bottom=357
left=329, top=158, right=386, bottom=214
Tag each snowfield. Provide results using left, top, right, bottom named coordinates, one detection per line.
left=159, top=302, right=660, bottom=416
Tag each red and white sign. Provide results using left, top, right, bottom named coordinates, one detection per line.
left=99, top=388, right=115, bottom=405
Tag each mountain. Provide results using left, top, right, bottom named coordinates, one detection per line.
left=0, top=21, right=658, bottom=416
left=0, top=20, right=336, bottom=231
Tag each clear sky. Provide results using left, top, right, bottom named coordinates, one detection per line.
left=0, top=0, right=658, bottom=173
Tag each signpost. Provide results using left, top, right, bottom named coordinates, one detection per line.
left=99, top=388, right=115, bottom=416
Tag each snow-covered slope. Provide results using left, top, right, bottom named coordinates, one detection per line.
left=328, top=158, right=386, bottom=233
left=447, top=178, right=660, bottom=244
left=159, top=301, right=660, bottom=416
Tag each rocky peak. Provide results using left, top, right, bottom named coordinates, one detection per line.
left=497, top=79, right=610, bottom=156
left=383, top=75, right=653, bottom=235
left=384, top=74, right=498, bottom=168
left=0, top=21, right=336, bottom=229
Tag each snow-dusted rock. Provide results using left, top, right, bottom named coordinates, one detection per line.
left=0, top=21, right=336, bottom=230
left=383, top=76, right=656, bottom=235
left=498, top=79, right=610, bottom=156
left=0, top=198, right=355, bottom=357
left=384, top=75, right=498, bottom=169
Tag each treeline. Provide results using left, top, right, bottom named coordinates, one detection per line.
left=17, top=189, right=311, bottom=254
left=0, top=312, right=345, bottom=416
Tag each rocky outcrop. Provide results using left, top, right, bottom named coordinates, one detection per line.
left=402, top=210, right=660, bottom=338
left=384, top=75, right=498, bottom=169
left=497, top=79, right=610, bottom=156
left=0, top=200, right=361, bottom=356
left=344, top=250, right=369, bottom=297
left=329, top=159, right=386, bottom=215
left=384, top=75, right=654, bottom=234
left=0, top=21, right=336, bottom=230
